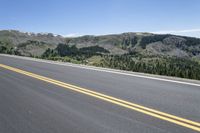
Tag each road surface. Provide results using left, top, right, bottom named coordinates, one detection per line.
left=0, top=54, right=200, bottom=133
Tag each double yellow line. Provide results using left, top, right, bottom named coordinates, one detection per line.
left=0, top=63, right=200, bottom=132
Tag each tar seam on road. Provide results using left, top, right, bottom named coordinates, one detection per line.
left=0, top=64, right=200, bottom=132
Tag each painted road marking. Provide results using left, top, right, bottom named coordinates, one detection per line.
left=1, top=54, right=200, bottom=87
left=0, top=64, right=200, bottom=132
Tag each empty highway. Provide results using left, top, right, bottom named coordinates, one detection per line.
left=0, top=54, right=200, bottom=133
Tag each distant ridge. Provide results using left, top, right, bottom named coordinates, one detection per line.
left=0, top=30, right=200, bottom=59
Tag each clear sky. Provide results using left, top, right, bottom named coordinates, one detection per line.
left=0, top=0, right=200, bottom=37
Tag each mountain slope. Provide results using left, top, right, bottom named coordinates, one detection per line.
left=0, top=30, right=65, bottom=56
left=66, top=33, right=200, bottom=60
left=0, top=30, right=65, bottom=45
left=1, top=30, right=200, bottom=80
left=1, top=30, right=200, bottom=60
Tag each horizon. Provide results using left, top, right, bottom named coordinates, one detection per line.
left=1, top=29, right=200, bottom=39
left=1, top=0, right=200, bottom=38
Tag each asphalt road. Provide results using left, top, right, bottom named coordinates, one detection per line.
left=0, top=54, right=200, bottom=133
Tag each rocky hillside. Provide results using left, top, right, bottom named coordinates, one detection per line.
left=66, top=33, right=200, bottom=60
left=1, top=30, right=200, bottom=60
left=0, top=30, right=65, bottom=45
left=1, top=30, right=200, bottom=80
left=0, top=30, right=65, bottom=56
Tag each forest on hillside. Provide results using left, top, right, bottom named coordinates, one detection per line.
left=1, top=41, right=200, bottom=80
left=41, top=44, right=200, bottom=80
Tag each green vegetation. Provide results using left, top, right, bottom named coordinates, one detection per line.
left=18, top=40, right=47, bottom=48
left=40, top=44, right=200, bottom=80
left=183, top=36, right=200, bottom=46
left=99, top=55, right=200, bottom=80
left=0, top=41, right=21, bottom=55
left=42, top=44, right=109, bottom=59
left=17, top=40, right=56, bottom=57
left=41, top=44, right=109, bottom=64
left=121, top=36, right=138, bottom=49
left=140, top=35, right=170, bottom=49
left=1, top=30, right=200, bottom=80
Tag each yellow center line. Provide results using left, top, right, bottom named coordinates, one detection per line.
left=0, top=64, right=200, bottom=132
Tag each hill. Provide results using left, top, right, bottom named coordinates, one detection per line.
left=1, top=30, right=200, bottom=59
left=1, top=30, right=200, bottom=80
left=66, top=33, right=200, bottom=60
left=0, top=30, right=65, bottom=56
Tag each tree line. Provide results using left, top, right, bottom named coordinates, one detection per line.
left=98, top=55, right=200, bottom=80
left=1, top=42, right=200, bottom=80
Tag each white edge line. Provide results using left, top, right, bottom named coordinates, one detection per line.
left=1, top=54, right=200, bottom=87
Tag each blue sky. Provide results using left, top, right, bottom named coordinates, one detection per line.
left=0, top=0, right=200, bottom=37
